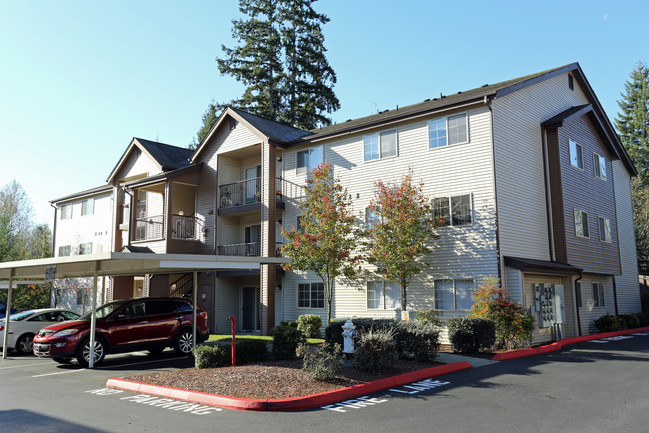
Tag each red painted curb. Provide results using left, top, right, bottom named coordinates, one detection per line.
left=106, top=360, right=473, bottom=412
left=491, top=326, right=649, bottom=361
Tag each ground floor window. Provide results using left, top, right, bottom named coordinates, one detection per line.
left=367, top=281, right=401, bottom=309
left=592, top=282, right=605, bottom=307
left=435, top=278, right=474, bottom=310
left=298, top=282, right=324, bottom=309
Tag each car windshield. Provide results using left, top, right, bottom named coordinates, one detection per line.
left=8, top=311, right=34, bottom=321
left=78, top=300, right=127, bottom=320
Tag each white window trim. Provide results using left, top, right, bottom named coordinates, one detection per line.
left=81, top=198, right=94, bottom=216
left=593, top=152, right=607, bottom=181
left=433, top=194, right=473, bottom=227
left=434, top=278, right=475, bottom=311
left=569, top=139, right=583, bottom=170
left=296, top=146, right=324, bottom=176
left=363, top=129, right=398, bottom=162
left=598, top=216, right=612, bottom=243
left=297, top=282, right=325, bottom=309
left=592, top=282, right=605, bottom=307
left=366, top=280, right=401, bottom=310
left=428, top=112, right=469, bottom=150
left=60, top=203, right=72, bottom=220
left=574, top=209, right=590, bottom=238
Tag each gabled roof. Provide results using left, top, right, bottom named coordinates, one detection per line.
left=107, top=137, right=192, bottom=184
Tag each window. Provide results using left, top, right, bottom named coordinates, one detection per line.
left=435, top=279, right=474, bottom=310
left=81, top=198, right=94, bottom=216
left=569, top=139, right=583, bottom=169
left=58, top=245, right=71, bottom=257
left=363, top=130, right=397, bottom=161
left=365, top=207, right=380, bottom=230
left=574, top=209, right=589, bottom=238
left=598, top=217, right=611, bottom=243
left=432, top=195, right=472, bottom=226
left=60, top=204, right=72, bottom=220
left=296, top=146, right=323, bottom=175
left=593, top=153, right=606, bottom=180
left=367, top=281, right=401, bottom=309
left=428, top=113, right=468, bottom=149
left=592, top=282, right=605, bottom=307
left=298, top=282, right=324, bottom=309
left=79, top=242, right=92, bottom=255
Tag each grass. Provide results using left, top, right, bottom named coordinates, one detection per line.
left=208, top=334, right=324, bottom=344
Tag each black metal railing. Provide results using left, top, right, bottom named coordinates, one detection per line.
left=217, top=242, right=284, bottom=257
left=171, top=214, right=202, bottom=240
left=219, top=177, right=261, bottom=208
left=169, top=273, right=193, bottom=298
left=134, top=215, right=164, bottom=241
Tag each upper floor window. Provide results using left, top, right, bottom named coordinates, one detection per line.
left=296, top=146, right=323, bottom=175
left=367, top=281, right=401, bottom=309
left=592, top=282, right=605, bottom=307
left=60, top=204, right=72, bottom=220
left=435, top=278, right=474, bottom=310
left=574, top=209, right=589, bottom=238
left=363, top=130, right=397, bottom=162
left=593, top=153, right=606, bottom=180
left=58, top=245, right=71, bottom=257
left=432, top=194, right=472, bottom=226
left=365, top=207, right=380, bottom=230
left=298, top=282, right=324, bottom=309
left=428, top=113, right=468, bottom=149
left=81, top=198, right=94, bottom=216
left=79, top=242, right=93, bottom=255
left=598, top=216, right=611, bottom=243
left=569, top=139, right=583, bottom=169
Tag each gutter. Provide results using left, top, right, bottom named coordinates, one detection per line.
left=575, top=271, right=583, bottom=336
left=485, top=95, right=503, bottom=284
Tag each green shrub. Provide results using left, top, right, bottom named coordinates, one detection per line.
left=447, top=317, right=496, bottom=353
left=620, top=313, right=641, bottom=330
left=193, top=344, right=230, bottom=369
left=394, top=320, right=440, bottom=361
left=352, top=327, right=398, bottom=372
left=415, top=309, right=443, bottom=328
left=636, top=312, right=649, bottom=327
left=296, top=343, right=344, bottom=380
left=235, top=340, right=268, bottom=364
left=272, top=321, right=306, bottom=359
left=593, top=314, right=624, bottom=333
left=297, top=314, right=323, bottom=339
left=324, top=318, right=396, bottom=346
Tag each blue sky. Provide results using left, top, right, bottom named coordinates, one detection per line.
left=1, top=0, right=647, bottom=225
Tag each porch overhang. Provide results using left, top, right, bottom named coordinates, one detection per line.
left=504, top=256, right=582, bottom=276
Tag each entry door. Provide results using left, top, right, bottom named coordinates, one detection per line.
left=241, top=287, right=259, bottom=331
left=245, top=165, right=261, bottom=203
left=245, top=225, right=261, bottom=256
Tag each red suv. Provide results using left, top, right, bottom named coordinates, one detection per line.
left=33, top=297, right=209, bottom=367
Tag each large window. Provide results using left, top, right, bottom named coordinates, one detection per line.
left=367, top=281, right=401, bottom=309
left=432, top=195, right=472, bottom=226
left=428, top=113, right=468, bottom=149
left=79, top=242, right=93, bottom=255
left=60, top=204, right=72, bottom=220
left=574, top=209, right=589, bottom=238
left=81, top=198, right=94, bottom=216
left=298, top=282, right=324, bottom=309
left=435, top=279, right=474, bottom=310
left=592, top=282, right=605, bottom=307
left=598, top=216, right=611, bottom=243
left=593, top=153, right=606, bottom=180
left=363, top=130, right=397, bottom=162
left=58, top=245, right=71, bottom=257
left=569, top=139, right=583, bottom=169
left=296, top=146, right=323, bottom=175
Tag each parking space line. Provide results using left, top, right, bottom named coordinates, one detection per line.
left=32, top=369, right=86, bottom=378
left=0, top=361, right=52, bottom=370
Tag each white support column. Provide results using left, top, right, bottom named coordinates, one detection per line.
left=89, top=261, right=99, bottom=369
left=1, top=269, right=14, bottom=360
left=193, top=271, right=198, bottom=350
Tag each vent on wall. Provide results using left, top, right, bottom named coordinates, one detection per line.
left=568, top=74, right=574, bottom=91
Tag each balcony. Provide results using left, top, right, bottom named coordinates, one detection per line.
left=133, top=214, right=203, bottom=242
left=218, top=177, right=288, bottom=215
left=217, top=242, right=284, bottom=257
left=134, top=215, right=164, bottom=241
left=171, top=214, right=203, bottom=240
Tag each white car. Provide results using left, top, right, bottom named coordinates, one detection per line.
left=0, top=308, right=80, bottom=355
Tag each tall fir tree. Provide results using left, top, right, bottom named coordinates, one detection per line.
left=615, top=61, right=649, bottom=274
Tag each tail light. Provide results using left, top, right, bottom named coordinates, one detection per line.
left=0, top=326, right=3, bottom=331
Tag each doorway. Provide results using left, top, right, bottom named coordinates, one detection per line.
left=241, top=286, right=260, bottom=331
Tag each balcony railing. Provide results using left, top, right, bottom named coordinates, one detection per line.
left=219, top=177, right=296, bottom=209
left=218, top=242, right=284, bottom=257
left=134, top=215, right=164, bottom=241
left=171, top=214, right=202, bottom=240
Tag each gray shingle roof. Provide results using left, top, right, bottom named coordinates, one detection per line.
left=135, top=138, right=193, bottom=171
left=229, top=108, right=313, bottom=144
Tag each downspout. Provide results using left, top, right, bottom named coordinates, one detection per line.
left=50, top=203, right=58, bottom=258
left=612, top=276, right=619, bottom=316
left=485, top=96, right=503, bottom=285
left=574, top=271, right=583, bottom=336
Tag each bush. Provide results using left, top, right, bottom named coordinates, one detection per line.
left=593, top=314, right=624, bottom=333
left=324, top=318, right=396, bottom=346
left=297, top=314, right=323, bottom=339
left=272, top=321, right=306, bottom=359
left=447, top=317, right=496, bottom=353
left=352, top=327, right=398, bottom=372
left=296, top=343, right=344, bottom=380
left=193, top=344, right=230, bottom=369
left=235, top=340, right=268, bottom=364
left=394, top=320, right=440, bottom=361
left=620, top=313, right=641, bottom=330
left=415, top=309, right=443, bottom=328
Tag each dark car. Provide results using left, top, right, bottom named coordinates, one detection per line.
left=0, top=301, right=18, bottom=319
left=32, top=297, right=209, bottom=367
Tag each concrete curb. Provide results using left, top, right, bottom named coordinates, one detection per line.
left=106, top=360, right=473, bottom=412
left=491, top=326, right=649, bottom=361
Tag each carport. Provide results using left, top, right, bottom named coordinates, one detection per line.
left=0, top=252, right=287, bottom=367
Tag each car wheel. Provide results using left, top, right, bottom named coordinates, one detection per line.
left=15, top=333, right=35, bottom=355
left=173, top=329, right=194, bottom=355
left=52, top=357, right=73, bottom=364
left=76, top=337, right=106, bottom=367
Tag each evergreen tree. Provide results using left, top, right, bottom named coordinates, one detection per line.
left=189, top=102, right=219, bottom=149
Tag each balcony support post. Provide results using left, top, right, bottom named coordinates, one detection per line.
left=260, top=141, right=276, bottom=335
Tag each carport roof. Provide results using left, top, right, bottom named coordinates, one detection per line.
left=0, top=252, right=288, bottom=280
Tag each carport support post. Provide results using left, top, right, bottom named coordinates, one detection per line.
left=192, top=271, right=197, bottom=351
left=1, top=269, right=13, bottom=360
left=88, top=261, right=99, bottom=369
